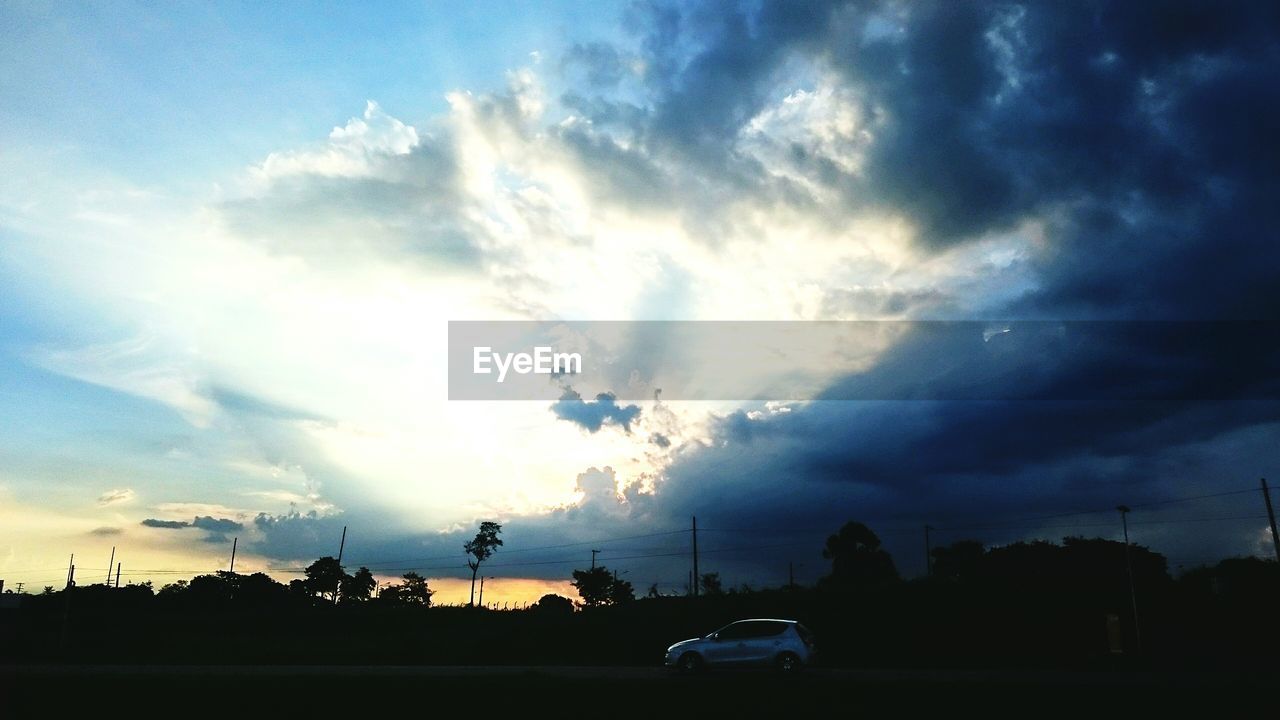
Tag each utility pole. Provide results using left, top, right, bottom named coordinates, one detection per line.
left=1262, top=479, right=1280, bottom=564
left=924, top=525, right=934, bottom=577
left=14, top=582, right=22, bottom=594
left=1117, top=505, right=1141, bottom=654
left=115, top=563, right=121, bottom=588
left=479, top=576, right=488, bottom=606
left=691, top=516, right=699, bottom=598
left=106, top=546, right=115, bottom=585
left=332, top=526, right=349, bottom=605
left=229, top=537, right=238, bottom=573
left=66, top=554, right=75, bottom=589
left=591, top=549, right=600, bottom=569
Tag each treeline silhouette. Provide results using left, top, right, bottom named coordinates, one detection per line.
left=3, top=521, right=1277, bottom=669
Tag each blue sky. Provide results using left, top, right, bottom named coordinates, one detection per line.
left=2, top=1, right=1278, bottom=602
left=1, top=1, right=622, bottom=184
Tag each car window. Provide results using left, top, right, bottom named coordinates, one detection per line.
left=719, top=620, right=789, bottom=639
left=756, top=621, right=789, bottom=637
left=715, top=622, right=752, bottom=640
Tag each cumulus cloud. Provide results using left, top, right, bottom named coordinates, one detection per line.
left=89, top=526, right=123, bottom=536
left=252, top=100, right=420, bottom=182
left=550, top=389, right=642, bottom=433
left=191, top=516, right=244, bottom=533
left=575, top=466, right=620, bottom=505
left=220, top=100, right=480, bottom=270
left=96, top=488, right=136, bottom=506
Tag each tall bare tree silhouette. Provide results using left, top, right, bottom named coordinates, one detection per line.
left=465, top=521, right=503, bottom=607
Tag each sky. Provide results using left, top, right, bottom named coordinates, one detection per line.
left=1, top=0, right=1278, bottom=603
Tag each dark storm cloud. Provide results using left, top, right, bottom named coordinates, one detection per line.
left=140, top=516, right=244, bottom=543
left=244, top=1, right=1280, bottom=586
left=537, top=0, right=1280, bottom=577
left=568, top=1, right=1280, bottom=314
left=252, top=510, right=350, bottom=560
left=190, top=515, right=243, bottom=544
left=550, top=388, right=642, bottom=433
left=141, top=519, right=190, bottom=529
left=563, top=42, right=630, bottom=87
left=191, top=516, right=243, bottom=533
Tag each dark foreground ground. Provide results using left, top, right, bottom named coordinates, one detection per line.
left=3, top=664, right=1277, bottom=714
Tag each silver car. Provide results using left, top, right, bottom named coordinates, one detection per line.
left=664, top=618, right=815, bottom=673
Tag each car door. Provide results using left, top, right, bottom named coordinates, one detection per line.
left=704, top=621, right=754, bottom=664
left=739, top=621, right=788, bottom=664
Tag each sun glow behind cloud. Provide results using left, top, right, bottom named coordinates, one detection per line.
left=6, top=1, right=1276, bottom=604
left=0, top=51, right=1044, bottom=595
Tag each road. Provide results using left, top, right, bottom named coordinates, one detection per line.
left=5, top=663, right=1274, bottom=683
left=4, top=663, right=1277, bottom=712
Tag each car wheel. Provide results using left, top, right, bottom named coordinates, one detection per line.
left=678, top=652, right=704, bottom=674
left=775, top=652, right=801, bottom=674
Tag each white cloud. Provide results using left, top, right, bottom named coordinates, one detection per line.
left=33, top=335, right=217, bottom=427
left=97, top=488, right=136, bottom=506
left=251, top=100, right=420, bottom=183
left=3, top=65, right=1045, bottom=561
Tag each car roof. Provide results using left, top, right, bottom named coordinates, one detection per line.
left=730, top=618, right=797, bottom=624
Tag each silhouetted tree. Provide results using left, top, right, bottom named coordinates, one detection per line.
left=304, top=556, right=347, bottom=602
left=190, top=572, right=235, bottom=604
left=465, top=521, right=503, bottom=607
left=647, top=583, right=660, bottom=599
left=380, top=572, right=434, bottom=605
left=572, top=566, right=613, bottom=606
left=235, top=572, right=288, bottom=607
left=821, top=521, right=898, bottom=589
left=1179, top=556, right=1280, bottom=600
left=699, top=572, right=723, bottom=595
left=573, top=566, right=634, bottom=606
left=158, top=580, right=188, bottom=597
left=533, top=593, right=575, bottom=615
left=287, top=578, right=310, bottom=598
left=931, top=540, right=985, bottom=581
left=609, top=576, right=635, bottom=604
left=572, top=566, right=611, bottom=606
left=402, top=572, right=434, bottom=605
left=340, top=567, right=376, bottom=603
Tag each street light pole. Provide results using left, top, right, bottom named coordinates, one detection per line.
left=1117, top=505, right=1141, bottom=654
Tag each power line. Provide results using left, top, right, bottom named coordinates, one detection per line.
left=10, top=483, right=1272, bottom=586
left=931, top=486, right=1264, bottom=532
left=268, top=529, right=692, bottom=572
left=931, top=514, right=1271, bottom=534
